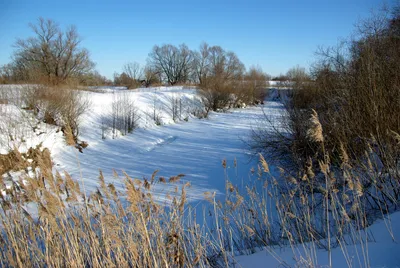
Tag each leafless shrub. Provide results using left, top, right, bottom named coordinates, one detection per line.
left=189, top=43, right=254, bottom=112
left=21, top=85, right=90, bottom=142
left=199, top=88, right=232, bottom=117
left=102, top=92, right=140, bottom=138
left=164, top=95, right=183, bottom=122
left=123, top=62, right=143, bottom=88
left=113, top=62, right=144, bottom=89
left=142, top=65, right=160, bottom=87
left=248, top=111, right=294, bottom=165
left=78, top=71, right=111, bottom=86
left=234, top=66, right=269, bottom=106
left=144, top=94, right=163, bottom=126
left=257, top=6, right=400, bottom=175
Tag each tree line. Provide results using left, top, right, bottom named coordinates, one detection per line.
left=0, top=17, right=270, bottom=91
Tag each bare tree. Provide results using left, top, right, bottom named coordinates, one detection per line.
left=0, top=64, right=12, bottom=83
left=113, top=72, right=130, bottom=86
left=207, top=46, right=242, bottom=79
left=241, top=66, right=269, bottom=104
left=122, top=62, right=143, bottom=88
left=13, top=17, right=94, bottom=84
left=286, top=65, right=308, bottom=81
left=148, top=44, right=193, bottom=85
left=191, top=42, right=210, bottom=85
left=0, top=60, right=32, bottom=83
left=79, top=70, right=111, bottom=86
left=142, top=65, right=159, bottom=87
left=123, top=62, right=142, bottom=81
left=286, top=65, right=310, bottom=89
left=197, top=45, right=245, bottom=112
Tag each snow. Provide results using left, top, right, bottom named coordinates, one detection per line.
left=84, top=86, right=128, bottom=92
left=0, top=85, right=282, bottom=203
left=48, top=86, right=284, bottom=203
left=0, top=104, right=62, bottom=154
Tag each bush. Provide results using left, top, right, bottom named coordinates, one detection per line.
left=248, top=10, right=400, bottom=257
left=164, top=95, right=183, bottom=122
left=263, top=7, right=400, bottom=172
left=199, top=87, right=232, bottom=116
left=23, top=85, right=90, bottom=142
left=100, top=92, right=140, bottom=139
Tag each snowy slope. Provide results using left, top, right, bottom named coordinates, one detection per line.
left=0, top=85, right=282, bottom=203
left=49, top=86, right=284, bottom=203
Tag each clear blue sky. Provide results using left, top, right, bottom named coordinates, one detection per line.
left=0, top=0, right=394, bottom=79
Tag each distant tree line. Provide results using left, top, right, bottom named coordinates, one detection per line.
left=113, top=42, right=270, bottom=89
left=112, top=43, right=270, bottom=110
left=0, top=17, right=270, bottom=90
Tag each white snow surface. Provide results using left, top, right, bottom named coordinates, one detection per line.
left=0, top=85, right=282, bottom=203
left=49, top=86, right=283, bottom=203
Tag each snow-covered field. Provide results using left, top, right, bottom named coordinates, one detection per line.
left=0, top=85, right=399, bottom=267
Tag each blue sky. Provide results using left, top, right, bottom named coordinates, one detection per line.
left=0, top=0, right=394, bottom=79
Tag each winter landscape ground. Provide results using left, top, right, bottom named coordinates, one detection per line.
left=2, top=86, right=282, bottom=202
left=0, top=84, right=399, bottom=267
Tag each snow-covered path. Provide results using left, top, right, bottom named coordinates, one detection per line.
left=52, top=99, right=284, bottom=203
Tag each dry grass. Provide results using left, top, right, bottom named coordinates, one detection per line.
left=0, top=154, right=227, bottom=267
left=0, top=146, right=51, bottom=176
left=0, top=131, right=398, bottom=267
left=284, top=7, right=400, bottom=171
left=247, top=103, right=399, bottom=266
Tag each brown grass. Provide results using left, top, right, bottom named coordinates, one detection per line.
left=286, top=7, right=400, bottom=170
left=0, top=145, right=51, bottom=176
left=0, top=139, right=398, bottom=267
